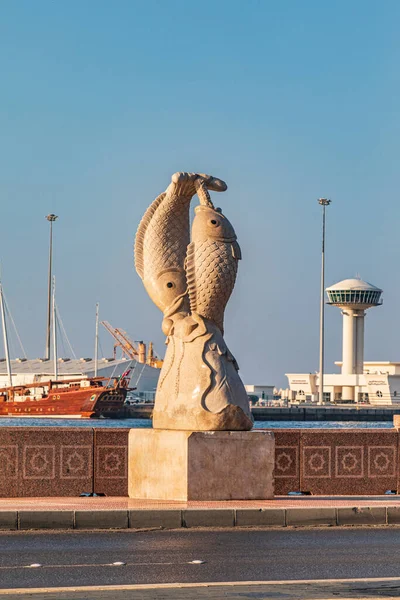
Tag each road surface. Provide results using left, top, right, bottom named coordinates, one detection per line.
left=1, top=527, right=400, bottom=597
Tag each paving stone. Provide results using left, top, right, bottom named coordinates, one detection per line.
left=286, top=507, right=336, bottom=527
left=337, top=506, right=387, bottom=525
left=129, top=509, right=182, bottom=529
left=74, top=510, right=128, bottom=529
left=235, top=508, right=285, bottom=527
left=183, top=509, right=235, bottom=528
left=19, top=510, right=74, bottom=530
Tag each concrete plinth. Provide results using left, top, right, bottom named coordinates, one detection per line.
left=128, top=429, right=275, bottom=501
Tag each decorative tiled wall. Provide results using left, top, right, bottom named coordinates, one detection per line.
left=272, top=428, right=399, bottom=495
left=0, top=428, right=94, bottom=497
left=1, top=427, right=400, bottom=497
left=0, top=427, right=131, bottom=498
left=299, top=429, right=398, bottom=495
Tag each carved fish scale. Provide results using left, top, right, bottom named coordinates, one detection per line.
left=186, top=239, right=239, bottom=334
left=135, top=192, right=191, bottom=280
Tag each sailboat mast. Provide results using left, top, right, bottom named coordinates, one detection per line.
left=45, top=214, right=58, bottom=361
left=94, top=302, right=99, bottom=377
left=52, top=276, right=58, bottom=381
left=0, top=278, right=12, bottom=388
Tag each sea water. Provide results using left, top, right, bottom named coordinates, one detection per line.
left=0, top=418, right=392, bottom=428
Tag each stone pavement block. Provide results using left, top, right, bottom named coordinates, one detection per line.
left=75, top=510, right=128, bottom=529
left=129, top=509, right=182, bottom=529
left=235, top=508, right=285, bottom=527
left=0, top=511, right=17, bottom=530
left=286, top=507, right=336, bottom=527
left=337, top=506, right=387, bottom=525
left=19, top=510, right=74, bottom=530
left=183, top=509, right=235, bottom=528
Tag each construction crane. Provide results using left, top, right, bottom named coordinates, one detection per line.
left=101, top=321, right=163, bottom=368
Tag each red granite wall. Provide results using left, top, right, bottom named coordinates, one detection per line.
left=0, top=427, right=399, bottom=497
left=272, top=428, right=399, bottom=495
left=274, top=430, right=301, bottom=495
left=93, top=428, right=129, bottom=496
left=0, top=427, right=129, bottom=498
left=0, top=427, right=94, bottom=497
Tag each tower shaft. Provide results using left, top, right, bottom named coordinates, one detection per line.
left=341, top=309, right=366, bottom=376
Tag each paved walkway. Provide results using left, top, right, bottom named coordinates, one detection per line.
left=2, top=496, right=400, bottom=529
left=2, top=578, right=400, bottom=599
left=1, top=495, right=400, bottom=510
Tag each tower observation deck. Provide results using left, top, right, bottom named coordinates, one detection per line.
left=326, top=278, right=382, bottom=401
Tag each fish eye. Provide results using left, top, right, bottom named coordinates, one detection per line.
left=166, top=282, right=174, bottom=288
left=210, top=219, right=219, bottom=225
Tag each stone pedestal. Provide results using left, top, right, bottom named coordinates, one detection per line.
left=128, top=429, right=274, bottom=501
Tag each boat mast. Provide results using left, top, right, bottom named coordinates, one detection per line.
left=52, top=276, right=58, bottom=381
left=94, top=302, right=99, bottom=377
left=0, top=273, right=12, bottom=388
left=45, top=214, right=58, bottom=361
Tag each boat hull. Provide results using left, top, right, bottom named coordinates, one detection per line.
left=0, top=386, right=127, bottom=418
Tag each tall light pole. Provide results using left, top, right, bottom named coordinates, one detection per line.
left=45, top=214, right=58, bottom=360
left=318, top=198, right=331, bottom=405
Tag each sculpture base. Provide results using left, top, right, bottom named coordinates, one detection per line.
left=128, top=429, right=274, bottom=501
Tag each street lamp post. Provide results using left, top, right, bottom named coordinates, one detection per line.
left=45, top=214, right=58, bottom=360
left=318, top=198, right=331, bottom=405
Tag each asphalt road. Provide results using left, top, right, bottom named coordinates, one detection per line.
left=1, top=527, right=400, bottom=590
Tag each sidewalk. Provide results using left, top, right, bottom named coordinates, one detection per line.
left=1, top=496, right=400, bottom=530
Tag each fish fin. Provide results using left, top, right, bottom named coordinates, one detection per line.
left=134, top=192, right=166, bottom=278
left=185, top=242, right=197, bottom=312
left=231, top=240, right=242, bottom=260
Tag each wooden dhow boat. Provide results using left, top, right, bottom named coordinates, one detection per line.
left=0, top=374, right=130, bottom=418
left=0, top=273, right=133, bottom=418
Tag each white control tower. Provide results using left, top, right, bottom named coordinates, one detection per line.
left=326, top=278, right=382, bottom=401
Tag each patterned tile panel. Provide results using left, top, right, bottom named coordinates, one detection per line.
left=94, top=428, right=129, bottom=496
left=0, top=428, right=94, bottom=497
left=301, top=429, right=398, bottom=495
left=369, top=446, right=396, bottom=478
left=273, top=430, right=300, bottom=494
left=23, top=445, right=55, bottom=479
left=303, top=446, right=331, bottom=478
left=335, top=446, right=364, bottom=478
left=60, top=445, right=93, bottom=479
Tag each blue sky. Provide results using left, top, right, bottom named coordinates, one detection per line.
left=1, top=0, right=400, bottom=386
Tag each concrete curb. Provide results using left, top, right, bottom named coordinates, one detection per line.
left=0, top=506, right=400, bottom=530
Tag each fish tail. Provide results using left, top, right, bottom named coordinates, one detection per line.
left=195, top=178, right=215, bottom=208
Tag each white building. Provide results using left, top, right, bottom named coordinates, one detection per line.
left=286, top=278, right=400, bottom=405
left=245, top=384, right=275, bottom=399
left=0, top=357, right=160, bottom=393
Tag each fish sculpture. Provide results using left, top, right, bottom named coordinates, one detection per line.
left=134, top=172, right=226, bottom=321
left=185, top=180, right=242, bottom=335
left=135, top=172, right=253, bottom=431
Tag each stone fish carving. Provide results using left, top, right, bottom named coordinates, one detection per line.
left=134, top=172, right=253, bottom=431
